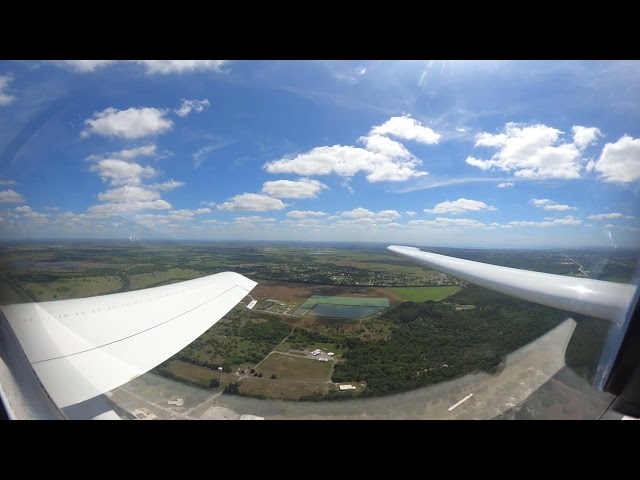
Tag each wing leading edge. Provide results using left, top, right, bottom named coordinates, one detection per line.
left=387, top=245, right=636, bottom=323
left=0, top=271, right=257, bottom=409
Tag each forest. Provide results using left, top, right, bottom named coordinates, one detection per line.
left=331, top=285, right=606, bottom=397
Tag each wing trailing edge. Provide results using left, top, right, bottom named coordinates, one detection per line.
left=387, top=245, right=636, bottom=323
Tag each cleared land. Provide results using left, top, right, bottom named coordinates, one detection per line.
left=383, top=286, right=462, bottom=302
left=256, top=353, right=333, bottom=381
left=239, top=352, right=335, bottom=400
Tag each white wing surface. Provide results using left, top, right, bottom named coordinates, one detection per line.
left=0, top=271, right=256, bottom=409
left=387, top=245, right=636, bottom=323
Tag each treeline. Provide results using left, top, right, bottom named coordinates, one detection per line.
left=332, top=286, right=569, bottom=397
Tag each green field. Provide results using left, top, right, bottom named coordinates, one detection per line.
left=128, top=268, right=201, bottom=290
left=21, top=275, right=123, bottom=301
left=300, top=295, right=389, bottom=308
left=256, top=353, right=333, bottom=381
left=384, top=286, right=462, bottom=302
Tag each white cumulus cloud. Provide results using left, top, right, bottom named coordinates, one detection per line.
left=408, top=217, right=486, bottom=228
left=0, top=189, right=25, bottom=203
left=263, top=114, right=437, bottom=183
left=151, top=179, right=185, bottom=192
left=261, top=178, right=328, bottom=199
left=175, top=98, right=210, bottom=117
left=217, top=193, right=288, bottom=212
left=497, top=182, right=514, bottom=188
left=81, top=107, right=173, bottom=139
left=587, top=212, right=636, bottom=220
left=87, top=199, right=172, bottom=216
left=587, top=135, right=640, bottom=183
left=465, top=123, right=600, bottom=179
left=286, top=210, right=327, bottom=218
left=90, top=159, right=158, bottom=187
left=233, top=216, right=276, bottom=226
left=425, top=198, right=497, bottom=215
left=369, top=114, right=441, bottom=144
left=530, top=198, right=575, bottom=211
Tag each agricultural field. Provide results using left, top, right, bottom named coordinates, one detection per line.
left=21, top=275, right=123, bottom=301
left=238, top=352, right=335, bottom=400
left=383, top=286, right=462, bottom=302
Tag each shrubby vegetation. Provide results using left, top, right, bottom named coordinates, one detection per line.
left=332, top=286, right=569, bottom=397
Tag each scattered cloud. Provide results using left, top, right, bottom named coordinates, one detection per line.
left=340, top=208, right=401, bottom=222
left=530, top=198, right=575, bottom=211
left=286, top=210, right=327, bottom=218
left=261, top=178, right=328, bottom=199
left=87, top=199, right=172, bottom=216
left=135, top=60, right=228, bottom=75
left=49, top=60, right=116, bottom=72
left=175, top=98, right=210, bottom=117
left=0, top=74, right=15, bottom=106
left=0, top=179, right=16, bottom=186
left=497, top=182, right=514, bottom=188
left=341, top=207, right=376, bottom=218
left=151, top=179, right=185, bottom=192
left=507, top=216, right=582, bottom=228
left=0, top=189, right=25, bottom=203
left=587, top=212, right=636, bottom=220
left=405, top=211, right=417, bottom=216
left=264, top=114, right=436, bottom=183
left=97, top=186, right=160, bottom=203
left=44, top=206, right=60, bottom=211
left=369, top=114, right=441, bottom=144
left=233, top=216, right=276, bottom=226
left=81, top=107, right=173, bottom=139
left=90, top=159, right=158, bottom=187
left=586, top=135, right=640, bottom=183
left=201, top=201, right=217, bottom=207
left=408, top=217, right=486, bottom=228
left=265, top=144, right=427, bottom=183
left=217, top=193, right=288, bottom=212
left=425, top=198, right=496, bottom=215
left=466, top=123, right=601, bottom=179
left=48, top=60, right=229, bottom=76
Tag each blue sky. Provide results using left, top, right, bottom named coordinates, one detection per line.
left=0, top=60, right=639, bottom=247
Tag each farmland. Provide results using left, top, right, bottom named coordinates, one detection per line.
left=0, top=240, right=626, bottom=403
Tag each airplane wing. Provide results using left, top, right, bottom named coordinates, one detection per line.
left=0, top=271, right=257, bottom=411
left=387, top=245, right=636, bottom=323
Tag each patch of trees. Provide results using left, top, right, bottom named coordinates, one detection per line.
left=287, top=328, right=332, bottom=347
left=332, top=288, right=568, bottom=397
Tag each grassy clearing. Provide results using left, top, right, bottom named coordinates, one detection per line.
left=166, top=360, right=217, bottom=387
left=239, top=376, right=329, bottom=401
left=128, top=268, right=201, bottom=290
left=21, top=275, right=123, bottom=301
left=257, top=353, right=333, bottom=381
left=383, top=286, right=462, bottom=302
